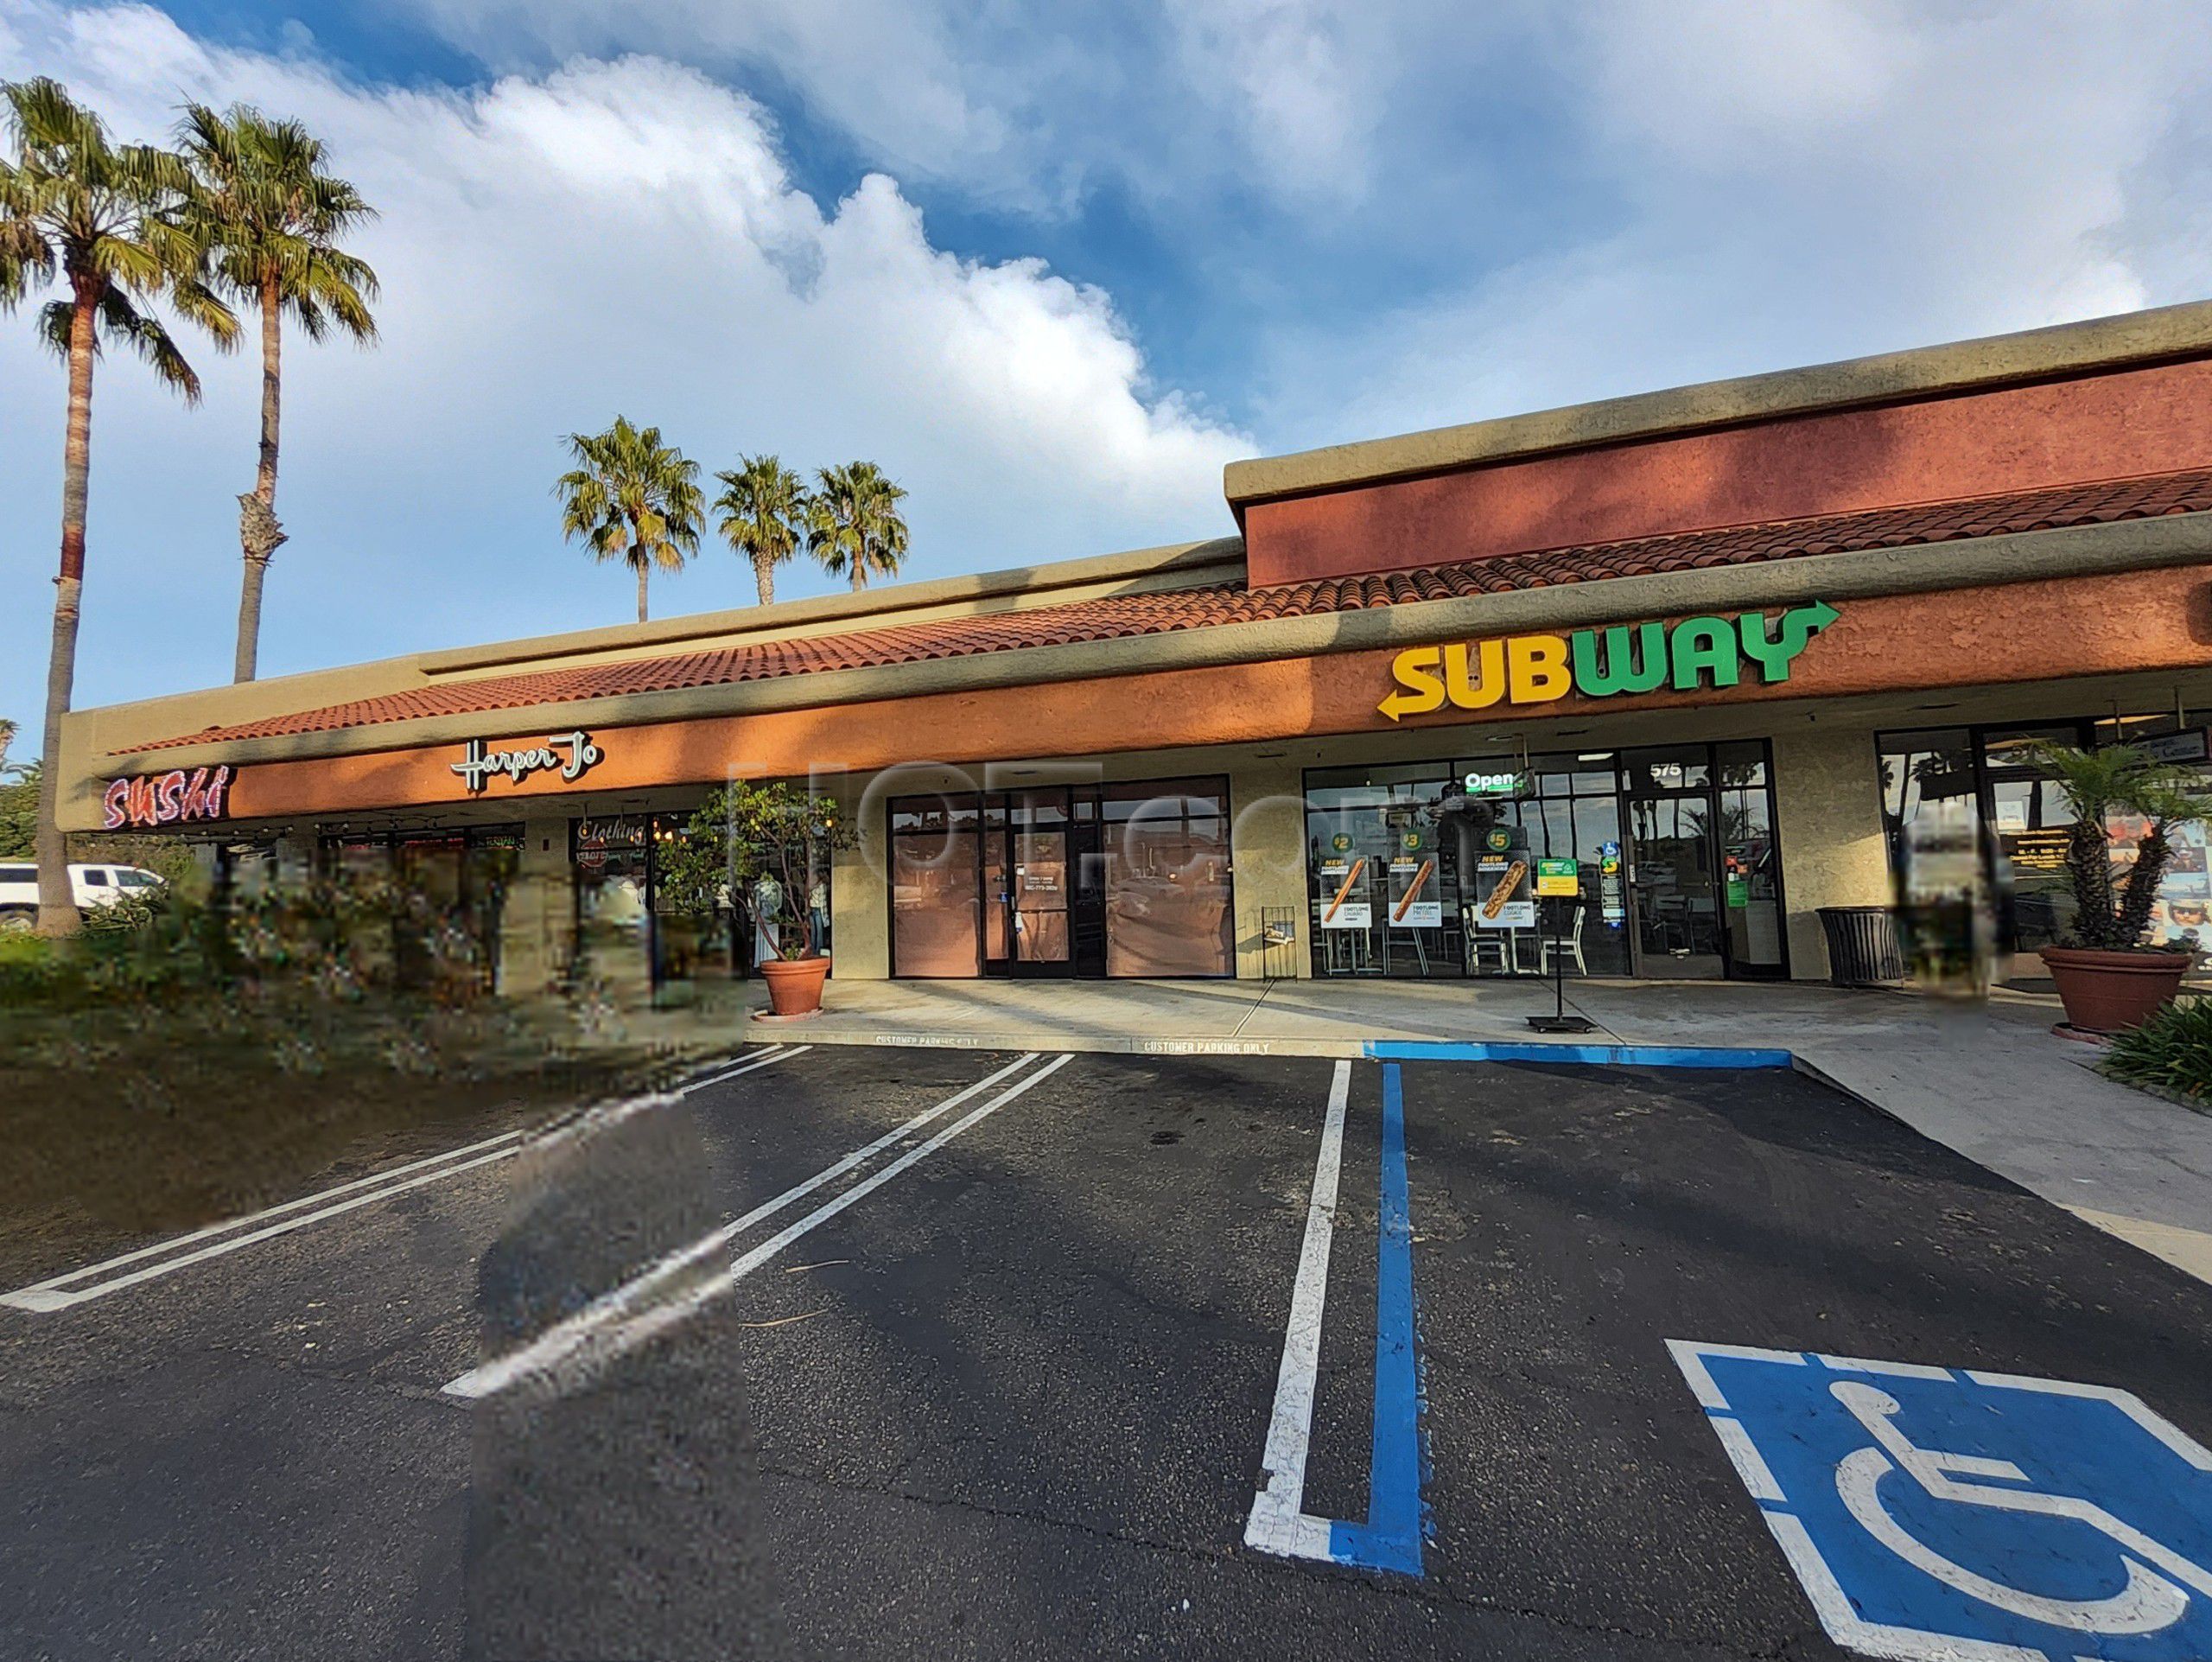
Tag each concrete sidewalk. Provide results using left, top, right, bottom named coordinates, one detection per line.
left=635, top=974, right=2212, bottom=1285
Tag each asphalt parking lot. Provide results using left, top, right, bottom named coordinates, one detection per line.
left=3, top=1041, right=2210, bottom=1660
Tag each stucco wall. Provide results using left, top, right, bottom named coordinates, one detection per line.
left=1228, top=756, right=1310, bottom=979
left=496, top=815, right=577, bottom=998
left=1770, top=726, right=1892, bottom=979
left=832, top=811, right=892, bottom=980
left=1243, top=356, right=2212, bottom=588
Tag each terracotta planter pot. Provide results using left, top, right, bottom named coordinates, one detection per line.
left=758, top=954, right=830, bottom=1017
left=2039, top=946, right=2190, bottom=1034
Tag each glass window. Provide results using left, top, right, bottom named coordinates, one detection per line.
left=1305, top=766, right=1464, bottom=980
left=572, top=817, right=652, bottom=1004
left=1623, top=746, right=1710, bottom=795
left=82, top=869, right=110, bottom=886
left=1878, top=728, right=1974, bottom=871
left=890, top=796, right=977, bottom=836
left=1096, top=776, right=1233, bottom=977
left=890, top=794, right=981, bottom=977
left=1714, top=741, right=1770, bottom=788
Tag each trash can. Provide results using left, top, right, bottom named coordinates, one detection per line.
left=1817, top=905, right=1905, bottom=987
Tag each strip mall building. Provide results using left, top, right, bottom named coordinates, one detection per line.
left=55, top=304, right=2212, bottom=998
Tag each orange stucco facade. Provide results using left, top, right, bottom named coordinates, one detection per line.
left=1242, top=358, right=2212, bottom=589
left=219, top=564, right=2212, bottom=821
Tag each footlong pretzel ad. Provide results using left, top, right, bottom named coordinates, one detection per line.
left=1390, top=857, right=1436, bottom=924
left=1322, top=856, right=1368, bottom=922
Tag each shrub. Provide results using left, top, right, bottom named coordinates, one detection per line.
left=2101, top=996, right=2212, bottom=1105
left=0, top=931, right=72, bottom=1000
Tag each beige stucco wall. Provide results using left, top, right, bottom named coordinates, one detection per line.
left=496, top=815, right=577, bottom=999
left=1229, top=756, right=1309, bottom=979
left=831, top=808, right=891, bottom=980
left=1770, top=725, right=1892, bottom=979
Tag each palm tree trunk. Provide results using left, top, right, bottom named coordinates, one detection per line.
left=637, top=561, right=650, bottom=624
left=35, top=290, right=98, bottom=938
left=849, top=562, right=866, bottom=593
left=233, top=276, right=283, bottom=683
left=754, top=553, right=774, bottom=607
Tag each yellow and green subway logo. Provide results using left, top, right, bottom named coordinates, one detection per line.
left=1377, top=601, right=1839, bottom=723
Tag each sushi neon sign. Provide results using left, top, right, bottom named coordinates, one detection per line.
left=1378, top=602, right=1839, bottom=723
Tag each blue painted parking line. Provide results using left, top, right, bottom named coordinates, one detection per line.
left=1328, top=1062, right=1426, bottom=1575
left=1669, top=1340, right=2212, bottom=1660
left=1364, top=1040, right=1796, bottom=1068
left=1245, top=1061, right=1427, bottom=1576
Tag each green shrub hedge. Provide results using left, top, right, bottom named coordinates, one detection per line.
left=2101, top=996, right=2212, bottom=1107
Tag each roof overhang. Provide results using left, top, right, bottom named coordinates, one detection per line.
left=91, top=509, right=2212, bottom=775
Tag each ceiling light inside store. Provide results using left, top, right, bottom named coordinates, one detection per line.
left=1578, top=752, right=1613, bottom=762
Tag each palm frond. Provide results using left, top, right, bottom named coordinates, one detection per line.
left=95, top=285, right=200, bottom=400
left=4, top=77, right=233, bottom=378
left=556, top=419, right=702, bottom=589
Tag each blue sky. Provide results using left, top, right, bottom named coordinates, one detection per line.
left=4, top=1, right=2210, bottom=760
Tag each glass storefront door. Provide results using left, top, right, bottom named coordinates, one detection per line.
left=1619, top=742, right=1787, bottom=980
left=1623, top=761, right=1725, bottom=979
left=887, top=778, right=1234, bottom=979
left=1005, top=788, right=1072, bottom=973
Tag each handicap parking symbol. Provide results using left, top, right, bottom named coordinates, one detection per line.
left=1669, top=1340, right=2212, bottom=1661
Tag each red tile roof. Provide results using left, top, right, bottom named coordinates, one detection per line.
left=134, top=467, right=2212, bottom=753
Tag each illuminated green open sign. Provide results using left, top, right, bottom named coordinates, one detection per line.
left=1463, top=770, right=1522, bottom=795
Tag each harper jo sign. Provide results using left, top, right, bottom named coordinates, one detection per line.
left=451, top=729, right=604, bottom=793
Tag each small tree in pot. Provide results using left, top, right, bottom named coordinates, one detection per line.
left=661, top=780, right=851, bottom=1018
left=2024, top=742, right=2211, bottom=1034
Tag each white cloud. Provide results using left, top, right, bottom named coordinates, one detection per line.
left=393, top=0, right=1026, bottom=202
left=0, top=3, right=1249, bottom=735
left=1255, top=0, right=2212, bottom=447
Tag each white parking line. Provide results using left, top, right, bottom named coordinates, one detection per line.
left=678, top=1046, right=810, bottom=1097
left=3, top=1142, right=528, bottom=1313
left=0, top=1128, right=531, bottom=1313
left=1244, top=1059, right=1351, bottom=1559
left=445, top=1051, right=1074, bottom=1401
left=532, top=1044, right=807, bottom=1153
left=2, top=1045, right=813, bottom=1315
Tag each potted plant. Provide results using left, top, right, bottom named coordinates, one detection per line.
left=2025, top=742, right=2209, bottom=1034
left=665, top=780, right=850, bottom=1020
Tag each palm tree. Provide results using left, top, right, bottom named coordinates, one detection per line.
left=714, top=454, right=808, bottom=607
left=1, top=79, right=238, bottom=936
left=806, top=461, right=909, bottom=593
left=555, top=417, right=703, bottom=624
left=177, top=103, right=379, bottom=685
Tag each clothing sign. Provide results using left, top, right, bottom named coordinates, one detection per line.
left=1669, top=1340, right=2212, bottom=1661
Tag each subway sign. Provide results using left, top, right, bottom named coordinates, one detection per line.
left=1378, top=601, right=1839, bottom=723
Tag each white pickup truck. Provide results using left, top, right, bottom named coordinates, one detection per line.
left=0, top=862, right=166, bottom=930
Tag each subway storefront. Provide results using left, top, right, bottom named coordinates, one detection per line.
left=54, top=303, right=2212, bottom=994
